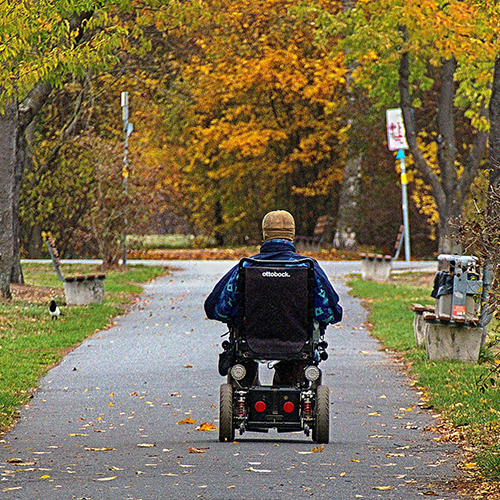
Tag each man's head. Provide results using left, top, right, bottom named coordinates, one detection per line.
left=262, top=210, right=295, bottom=241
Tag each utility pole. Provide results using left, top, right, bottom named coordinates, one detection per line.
left=121, top=91, right=133, bottom=265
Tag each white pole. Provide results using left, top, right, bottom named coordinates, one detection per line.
left=121, top=92, right=130, bottom=265
left=396, top=149, right=411, bottom=262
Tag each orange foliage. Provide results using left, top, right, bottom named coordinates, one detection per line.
left=176, top=0, right=348, bottom=240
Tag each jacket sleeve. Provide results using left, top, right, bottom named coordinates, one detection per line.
left=204, top=265, right=239, bottom=322
left=312, top=263, right=342, bottom=325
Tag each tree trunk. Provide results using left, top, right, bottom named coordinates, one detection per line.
left=489, top=54, right=500, bottom=202
left=333, top=152, right=361, bottom=250
left=0, top=83, right=52, bottom=298
left=399, top=52, right=487, bottom=256
left=0, top=103, right=18, bottom=299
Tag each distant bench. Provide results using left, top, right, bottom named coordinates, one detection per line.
left=46, top=236, right=105, bottom=305
left=295, top=215, right=335, bottom=252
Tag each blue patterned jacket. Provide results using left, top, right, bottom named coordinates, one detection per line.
left=204, top=239, right=342, bottom=326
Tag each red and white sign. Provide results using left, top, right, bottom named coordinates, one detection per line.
left=386, top=108, right=408, bottom=151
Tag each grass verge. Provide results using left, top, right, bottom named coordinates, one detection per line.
left=0, top=262, right=168, bottom=433
left=349, top=273, right=500, bottom=496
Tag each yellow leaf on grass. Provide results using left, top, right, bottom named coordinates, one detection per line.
left=196, top=422, right=217, bottom=431
left=464, top=462, right=478, bottom=469
left=177, top=417, right=196, bottom=425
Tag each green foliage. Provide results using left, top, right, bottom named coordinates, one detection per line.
left=0, top=0, right=128, bottom=107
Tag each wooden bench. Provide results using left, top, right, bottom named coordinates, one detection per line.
left=295, top=215, right=335, bottom=252
left=46, top=235, right=105, bottom=305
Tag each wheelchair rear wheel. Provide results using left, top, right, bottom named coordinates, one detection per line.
left=219, top=383, right=235, bottom=442
left=313, top=385, right=330, bottom=444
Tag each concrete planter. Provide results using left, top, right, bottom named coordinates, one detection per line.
left=424, top=322, right=482, bottom=363
left=64, top=275, right=105, bottom=305
left=360, top=254, right=392, bottom=281
left=413, top=312, right=428, bottom=348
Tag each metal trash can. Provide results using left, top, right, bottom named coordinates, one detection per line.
left=431, top=255, right=482, bottom=323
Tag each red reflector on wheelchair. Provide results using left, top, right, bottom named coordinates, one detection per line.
left=283, top=402, right=295, bottom=413
left=254, top=401, right=266, bottom=413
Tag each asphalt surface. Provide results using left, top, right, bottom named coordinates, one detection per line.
left=0, top=260, right=467, bottom=499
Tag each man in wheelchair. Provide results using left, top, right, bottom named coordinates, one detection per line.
left=204, top=210, right=342, bottom=442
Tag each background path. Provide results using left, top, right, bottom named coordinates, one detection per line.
left=0, top=260, right=465, bottom=499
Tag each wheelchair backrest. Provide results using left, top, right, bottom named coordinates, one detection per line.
left=237, top=258, right=315, bottom=358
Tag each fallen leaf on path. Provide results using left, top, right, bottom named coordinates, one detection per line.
left=68, top=433, right=88, bottom=437
left=2, top=487, right=22, bottom=492
left=245, top=467, right=272, bottom=473
left=368, top=412, right=380, bottom=417
left=373, top=486, right=392, bottom=490
left=39, top=475, right=51, bottom=479
left=6, top=458, right=23, bottom=464
left=177, top=417, right=196, bottom=425
left=85, top=447, right=114, bottom=451
left=188, top=447, right=207, bottom=454
left=196, top=422, right=217, bottom=431
left=95, top=476, right=117, bottom=481
left=178, top=463, right=196, bottom=468
left=137, top=443, right=155, bottom=448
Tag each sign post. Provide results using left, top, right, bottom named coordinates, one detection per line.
left=386, top=108, right=411, bottom=263
left=121, top=92, right=133, bottom=266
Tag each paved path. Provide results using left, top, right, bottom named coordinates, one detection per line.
left=0, top=260, right=466, bottom=499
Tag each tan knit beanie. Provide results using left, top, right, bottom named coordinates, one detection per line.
left=262, top=210, right=295, bottom=241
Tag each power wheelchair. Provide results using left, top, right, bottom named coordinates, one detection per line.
left=218, top=258, right=330, bottom=443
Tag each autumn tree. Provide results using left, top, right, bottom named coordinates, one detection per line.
left=309, top=0, right=498, bottom=254
left=0, top=0, right=128, bottom=298
left=168, top=0, right=348, bottom=244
